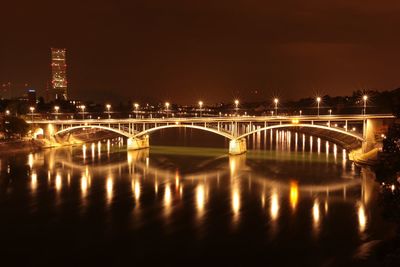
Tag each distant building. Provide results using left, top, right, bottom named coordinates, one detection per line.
left=51, top=48, right=68, bottom=100
left=27, top=89, right=36, bottom=105
left=1, top=82, right=11, bottom=99
left=1, top=82, right=28, bottom=100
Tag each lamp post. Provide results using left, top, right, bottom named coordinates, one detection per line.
left=316, top=97, right=321, bottom=116
left=363, top=95, right=368, bottom=115
left=54, top=106, right=60, bottom=120
left=106, top=104, right=111, bottom=119
left=329, top=109, right=332, bottom=116
left=29, top=106, right=35, bottom=121
left=198, top=101, right=203, bottom=117
left=274, top=98, right=278, bottom=116
left=5, top=110, right=10, bottom=116
left=134, top=103, right=139, bottom=118
left=299, top=110, right=302, bottom=116
left=80, top=105, right=86, bottom=120
left=165, top=102, right=170, bottom=118
left=234, top=99, right=239, bottom=116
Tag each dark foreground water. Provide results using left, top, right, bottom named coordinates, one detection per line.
left=0, top=130, right=396, bottom=266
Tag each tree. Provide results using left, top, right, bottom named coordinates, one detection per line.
left=383, top=124, right=400, bottom=155
left=4, top=116, right=29, bottom=138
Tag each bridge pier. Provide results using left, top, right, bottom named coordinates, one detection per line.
left=362, top=118, right=384, bottom=153
left=229, top=138, right=247, bottom=155
left=127, top=135, right=150, bottom=151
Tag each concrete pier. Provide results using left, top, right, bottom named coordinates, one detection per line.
left=229, top=138, right=247, bottom=155
left=127, top=135, right=150, bottom=150
left=362, top=118, right=386, bottom=153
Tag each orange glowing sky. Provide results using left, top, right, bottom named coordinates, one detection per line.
left=1, top=0, right=400, bottom=103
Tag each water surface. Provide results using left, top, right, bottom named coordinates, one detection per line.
left=0, top=129, right=394, bottom=266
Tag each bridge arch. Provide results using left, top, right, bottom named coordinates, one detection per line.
left=133, top=124, right=234, bottom=140
left=54, top=125, right=132, bottom=138
left=237, top=123, right=364, bottom=149
left=52, top=123, right=365, bottom=152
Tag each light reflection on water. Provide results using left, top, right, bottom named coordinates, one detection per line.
left=132, top=179, right=141, bottom=201
left=196, top=183, right=205, bottom=217
left=231, top=183, right=240, bottom=223
left=164, top=183, right=172, bottom=217
left=31, top=171, right=37, bottom=191
left=106, top=176, right=113, bottom=205
left=55, top=173, right=62, bottom=192
left=81, top=173, right=89, bottom=204
left=289, top=181, right=298, bottom=211
left=270, top=189, right=279, bottom=221
left=312, top=198, right=321, bottom=236
left=0, top=130, right=394, bottom=266
left=22, top=137, right=367, bottom=230
left=358, top=202, right=367, bottom=233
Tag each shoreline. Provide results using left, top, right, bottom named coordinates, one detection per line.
left=0, top=139, right=46, bottom=154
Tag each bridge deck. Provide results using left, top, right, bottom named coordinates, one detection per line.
left=28, top=114, right=395, bottom=124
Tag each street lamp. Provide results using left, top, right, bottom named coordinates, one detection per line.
left=134, top=103, right=139, bottom=118
left=5, top=110, right=10, bottom=116
left=299, top=110, right=302, bottom=116
left=316, top=97, right=321, bottom=116
left=329, top=109, right=332, bottom=116
left=363, top=95, right=368, bottom=115
left=80, top=105, right=86, bottom=120
left=198, top=101, right=203, bottom=117
left=165, top=102, right=170, bottom=118
left=29, top=106, right=35, bottom=121
left=234, top=99, right=239, bottom=115
left=106, top=104, right=111, bottom=119
left=54, top=106, right=60, bottom=120
left=274, top=98, right=279, bottom=116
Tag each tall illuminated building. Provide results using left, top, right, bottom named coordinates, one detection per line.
left=51, top=48, right=68, bottom=100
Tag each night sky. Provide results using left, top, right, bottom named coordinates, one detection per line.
left=1, top=0, right=400, bottom=104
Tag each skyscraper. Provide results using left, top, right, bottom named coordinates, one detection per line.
left=27, top=88, right=36, bottom=105
left=51, top=48, right=68, bottom=100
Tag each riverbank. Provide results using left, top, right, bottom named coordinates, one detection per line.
left=0, top=139, right=46, bottom=154
left=0, top=131, right=121, bottom=154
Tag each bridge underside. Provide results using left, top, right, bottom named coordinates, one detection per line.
left=284, top=126, right=362, bottom=150
left=55, top=128, right=119, bottom=143
left=53, top=125, right=362, bottom=153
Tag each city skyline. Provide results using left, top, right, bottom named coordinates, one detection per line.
left=2, top=1, right=400, bottom=103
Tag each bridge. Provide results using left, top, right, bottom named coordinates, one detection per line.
left=28, top=114, right=395, bottom=155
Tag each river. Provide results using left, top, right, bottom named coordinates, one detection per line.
left=0, top=129, right=395, bottom=266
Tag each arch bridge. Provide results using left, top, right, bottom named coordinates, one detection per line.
left=29, top=114, right=395, bottom=155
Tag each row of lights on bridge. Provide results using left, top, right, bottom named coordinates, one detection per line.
left=19, top=95, right=369, bottom=119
